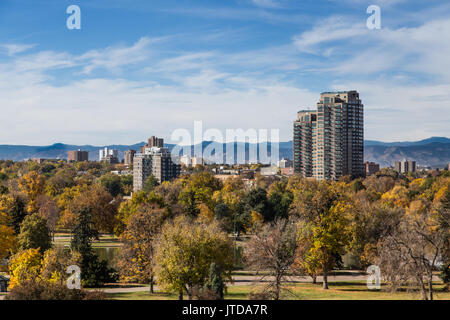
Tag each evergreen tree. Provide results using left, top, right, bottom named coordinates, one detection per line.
left=71, top=207, right=116, bottom=287
left=204, top=262, right=225, bottom=300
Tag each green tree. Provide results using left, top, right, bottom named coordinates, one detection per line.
left=99, top=173, right=123, bottom=197
left=18, top=213, right=51, bottom=254
left=204, top=262, right=225, bottom=300
left=143, top=174, right=159, bottom=193
left=71, top=207, right=116, bottom=287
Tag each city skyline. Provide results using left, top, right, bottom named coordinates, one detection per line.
left=1, top=0, right=450, bottom=145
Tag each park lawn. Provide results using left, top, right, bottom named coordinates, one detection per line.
left=105, top=281, right=450, bottom=300
left=53, top=233, right=122, bottom=248
left=105, top=291, right=180, bottom=300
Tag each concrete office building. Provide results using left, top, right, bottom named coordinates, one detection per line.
left=394, top=159, right=416, bottom=174
left=293, top=91, right=364, bottom=180
left=67, top=150, right=89, bottom=162
left=133, top=137, right=181, bottom=192
left=124, top=150, right=136, bottom=166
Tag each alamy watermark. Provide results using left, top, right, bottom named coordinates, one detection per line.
left=366, top=264, right=381, bottom=290
left=66, top=5, right=81, bottom=30
left=367, top=5, right=381, bottom=30
left=170, top=121, right=280, bottom=165
left=66, top=265, right=81, bottom=289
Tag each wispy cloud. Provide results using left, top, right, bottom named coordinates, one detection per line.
left=0, top=43, right=35, bottom=56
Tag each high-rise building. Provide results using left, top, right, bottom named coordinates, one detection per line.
left=124, top=150, right=136, bottom=166
left=394, top=159, right=416, bottom=174
left=293, top=91, right=364, bottom=180
left=67, top=150, right=89, bottom=162
left=133, top=137, right=181, bottom=192
left=140, top=136, right=164, bottom=153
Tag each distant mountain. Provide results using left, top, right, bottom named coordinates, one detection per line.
left=1, top=137, right=449, bottom=168
left=364, top=137, right=450, bottom=147
left=0, top=143, right=146, bottom=162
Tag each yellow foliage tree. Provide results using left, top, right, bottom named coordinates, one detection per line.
left=8, top=248, right=42, bottom=289
left=18, top=171, right=46, bottom=213
left=0, top=225, right=17, bottom=260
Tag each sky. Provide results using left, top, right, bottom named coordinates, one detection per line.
left=0, top=0, right=449, bottom=145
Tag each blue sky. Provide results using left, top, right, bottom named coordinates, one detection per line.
left=0, top=0, right=449, bottom=145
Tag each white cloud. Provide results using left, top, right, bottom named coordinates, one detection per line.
left=0, top=43, right=35, bottom=56
left=77, top=37, right=162, bottom=74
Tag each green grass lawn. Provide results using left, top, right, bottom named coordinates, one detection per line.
left=53, top=232, right=122, bottom=248
left=104, top=281, right=450, bottom=300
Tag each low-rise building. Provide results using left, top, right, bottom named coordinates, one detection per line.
left=67, top=150, right=89, bottom=162
left=394, top=159, right=416, bottom=174
left=365, top=161, right=380, bottom=176
left=277, top=158, right=293, bottom=168
left=280, top=167, right=294, bottom=176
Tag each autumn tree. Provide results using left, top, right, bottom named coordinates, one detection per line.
left=18, top=171, right=46, bottom=213
left=41, top=247, right=81, bottom=285
left=0, top=224, right=17, bottom=260
left=291, top=180, right=351, bottom=289
left=67, top=184, right=119, bottom=233
left=37, top=195, right=60, bottom=240
left=244, top=218, right=298, bottom=300
left=8, top=248, right=42, bottom=289
left=378, top=198, right=449, bottom=300
left=115, top=191, right=166, bottom=235
left=154, top=216, right=233, bottom=300
left=117, top=203, right=167, bottom=293
left=0, top=193, right=27, bottom=234
left=179, top=172, right=222, bottom=216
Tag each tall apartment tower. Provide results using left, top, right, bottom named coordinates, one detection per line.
left=133, top=138, right=181, bottom=192
left=293, top=91, right=364, bottom=180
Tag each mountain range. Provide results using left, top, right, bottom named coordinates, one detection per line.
left=0, top=137, right=449, bottom=168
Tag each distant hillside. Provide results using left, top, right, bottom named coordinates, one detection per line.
left=364, top=137, right=450, bottom=147
left=0, top=137, right=449, bottom=167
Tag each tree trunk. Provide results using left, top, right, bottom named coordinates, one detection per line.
left=275, top=275, right=281, bottom=300
left=429, top=276, right=434, bottom=301
left=188, top=285, right=193, bottom=300
left=323, top=265, right=329, bottom=290
left=150, top=276, right=154, bottom=294
left=312, top=275, right=317, bottom=284
left=179, top=289, right=183, bottom=300
left=419, top=279, right=428, bottom=300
